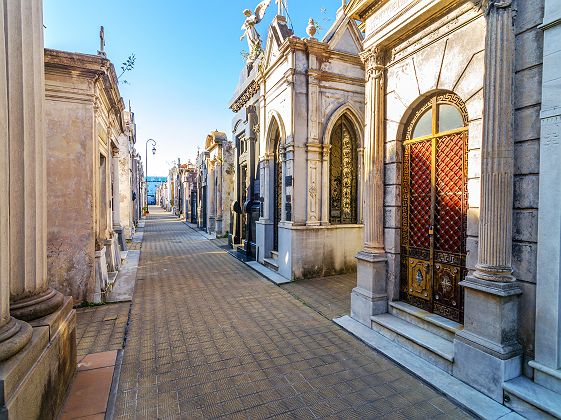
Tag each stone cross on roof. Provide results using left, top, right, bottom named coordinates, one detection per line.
left=98, top=26, right=107, bottom=57
left=275, top=0, right=287, bottom=16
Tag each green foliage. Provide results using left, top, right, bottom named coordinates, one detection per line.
left=118, top=53, right=136, bottom=85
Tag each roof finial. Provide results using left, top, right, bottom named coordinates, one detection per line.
left=98, top=26, right=107, bottom=57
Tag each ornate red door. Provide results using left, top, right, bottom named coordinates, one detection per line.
left=401, top=94, right=468, bottom=323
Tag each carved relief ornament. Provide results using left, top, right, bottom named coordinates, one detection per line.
left=360, top=47, right=385, bottom=80
left=230, top=80, right=260, bottom=113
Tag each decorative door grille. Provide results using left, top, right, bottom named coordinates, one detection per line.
left=400, top=93, right=469, bottom=323
left=330, top=115, right=358, bottom=224
left=273, top=132, right=281, bottom=252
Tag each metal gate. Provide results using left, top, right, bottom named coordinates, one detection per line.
left=400, top=94, right=469, bottom=323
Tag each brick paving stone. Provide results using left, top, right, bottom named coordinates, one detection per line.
left=76, top=302, right=130, bottom=358
left=113, top=208, right=473, bottom=419
left=280, top=274, right=355, bottom=320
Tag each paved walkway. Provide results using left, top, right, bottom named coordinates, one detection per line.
left=281, top=274, right=355, bottom=321
left=113, top=208, right=472, bottom=419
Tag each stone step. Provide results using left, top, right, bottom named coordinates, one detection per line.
left=263, top=257, right=279, bottom=272
left=106, top=271, right=118, bottom=292
left=503, top=376, right=561, bottom=419
left=389, top=301, right=463, bottom=342
left=371, top=313, right=454, bottom=373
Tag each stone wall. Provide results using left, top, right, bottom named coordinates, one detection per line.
left=511, top=0, right=545, bottom=364
left=45, top=82, right=96, bottom=302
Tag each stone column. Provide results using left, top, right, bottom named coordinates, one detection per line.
left=8, top=0, right=63, bottom=322
left=453, top=0, right=522, bottom=402
left=321, top=144, right=330, bottom=225
left=351, top=47, right=387, bottom=325
left=262, top=156, right=271, bottom=221
left=0, top=2, right=32, bottom=360
left=216, top=157, right=223, bottom=234
left=208, top=161, right=215, bottom=233
left=532, top=0, right=561, bottom=394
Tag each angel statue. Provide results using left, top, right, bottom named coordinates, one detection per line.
left=241, top=0, right=272, bottom=63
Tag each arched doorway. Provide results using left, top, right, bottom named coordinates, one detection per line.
left=330, top=114, right=358, bottom=224
left=271, top=122, right=282, bottom=252
left=400, top=92, right=469, bottom=323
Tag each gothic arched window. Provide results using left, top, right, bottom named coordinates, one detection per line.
left=330, top=115, right=358, bottom=224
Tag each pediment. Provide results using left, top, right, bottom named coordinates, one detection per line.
left=262, top=16, right=293, bottom=70
left=323, top=14, right=364, bottom=55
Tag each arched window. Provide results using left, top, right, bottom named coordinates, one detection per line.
left=330, top=115, right=358, bottom=224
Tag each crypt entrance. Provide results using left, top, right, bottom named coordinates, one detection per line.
left=400, top=93, right=469, bottom=323
left=271, top=122, right=282, bottom=253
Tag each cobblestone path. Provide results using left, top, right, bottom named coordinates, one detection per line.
left=113, top=208, right=472, bottom=419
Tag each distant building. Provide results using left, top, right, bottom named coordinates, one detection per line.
left=146, top=176, right=167, bottom=205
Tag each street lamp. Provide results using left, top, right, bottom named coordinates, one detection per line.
left=145, top=138, right=157, bottom=208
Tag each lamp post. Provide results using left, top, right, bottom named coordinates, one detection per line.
left=145, top=138, right=156, bottom=209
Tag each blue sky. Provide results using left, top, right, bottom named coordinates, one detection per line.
left=44, top=0, right=343, bottom=177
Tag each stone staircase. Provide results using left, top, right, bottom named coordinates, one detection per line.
left=370, top=301, right=463, bottom=373
left=263, top=250, right=279, bottom=271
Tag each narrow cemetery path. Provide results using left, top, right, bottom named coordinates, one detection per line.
left=113, top=207, right=472, bottom=419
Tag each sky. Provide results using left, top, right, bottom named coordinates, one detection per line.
left=44, top=0, right=343, bottom=177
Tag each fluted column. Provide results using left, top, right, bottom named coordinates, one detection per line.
left=361, top=48, right=385, bottom=253
left=7, top=0, right=63, bottom=322
left=473, top=1, right=516, bottom=284
left=453, top=1, right=522, bottom=402
left=0, top=1, right=32, bottom=361
left=351, top=47, right=388, bottom=325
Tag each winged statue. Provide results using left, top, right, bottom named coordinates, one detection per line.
left=240, top=0, right=272, bottom=63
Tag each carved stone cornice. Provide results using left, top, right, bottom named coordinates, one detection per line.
left=230, top=80, right=260, bottom=113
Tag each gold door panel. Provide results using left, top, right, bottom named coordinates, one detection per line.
left=407, top=258, right=432, bottom=301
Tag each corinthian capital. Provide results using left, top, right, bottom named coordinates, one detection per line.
left=482, top=0, right=512, bottom=14
left=360, top=47, right=385, bottom=80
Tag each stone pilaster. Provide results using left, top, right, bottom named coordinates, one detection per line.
left=351, top=47, right=388, bottom=325
left=0, top=2, right=32, bottom=360
left=7, top=0, right=63, bottom=321
left=306, top=143, right=322, bottom=226
left=321, top=144, right=330, bottom=225
left=453, top=0, right=522, bottom=402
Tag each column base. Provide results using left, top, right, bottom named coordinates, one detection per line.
left=92, top=246, right=109, bottom=303
left=351, top=251, right=388, bottom=325
left=529, top=360, right=561, bottom=394
left=454, top=338, right=522, bottom=402
left=10, top=288, right=64, bottom=322
left=1, top=297, right=76, bottom=419
left=0, top=318, right=32, bottom=362
left=453, top=275, right=523, bottom=402
left=114, top=226, right=127, bottom=251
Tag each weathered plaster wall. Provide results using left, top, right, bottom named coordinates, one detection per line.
left=46, top=91, right=95, bottom=302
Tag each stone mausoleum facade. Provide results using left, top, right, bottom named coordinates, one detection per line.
left=196, top=131, right=235, bottom=237
left=230, top=9, right=366, bottom=281
left=44, top=48, right=129, bottom=304
left=339, top=0, right=561, bottom=416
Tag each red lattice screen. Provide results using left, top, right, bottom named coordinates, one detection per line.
left=408, top=140, right=432, bottom=249
left=435, top=133, right=466, bottom=254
